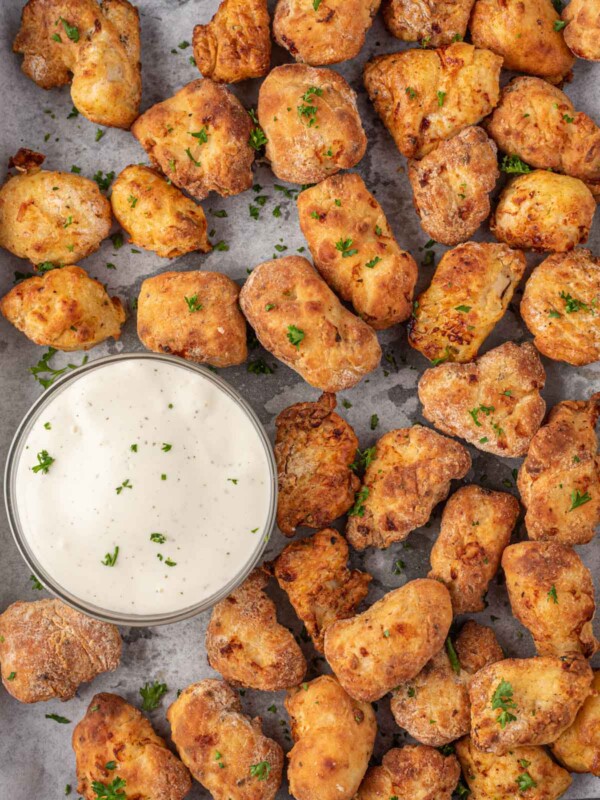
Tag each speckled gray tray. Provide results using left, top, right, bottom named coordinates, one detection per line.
left=0, top=1, right=599, bottom=798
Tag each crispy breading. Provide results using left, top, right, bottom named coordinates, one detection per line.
left=73, top=693, right=191, bottom=800
left=137, top=271, right=247, bottom=367
left=192, top=0, right=271, bottom=83
left=205, top=569, right=306, bottom=690
left=110, top=165, right=211, bottom=258
left=273, top=0, right=381, bottom=66
left=391, top=622, right=503, bottom=746
left=297, top=174, right=417, bottom=329
left=363, top=43, right=502, bottom=159
left=168, top=679, right=283, bottom=800
left=355, top=745, right=460, bottom=800
left=272, top=528, right=372, bottom=651
left=520, top=250, right=600, bottom=367
left=552, top=671, right=600, bottom=775
left=345, top=425, right=471, bottom=551
left=418, top=342, right=546, bottom=457
left=239, top=257, right=381, bottom=392
left=382, top=0, right=475, bottom=45
left=13, top=0, right=141, bottom=128
left=563, top=0, right=600, bottom=61
left=0, top=599, right=121, bottom=703
left=503, top=541, right=598, bottom=659
left=1, top=265, right=125, bottom=351
left=469, top=656, right=593, bottom=754
left=407, top=126, right=498, bottom=246
left=408, top=242, right=526, bottom=365
left=517, top=394, right=600, bottom=545
left=258, top=64, right=367, bottom=184
left=324, top=579, right=453, bottom=702
left=456, top=736, right=572, bottom=800
left=274, top=393, right=361, bottom=536
left=285, top=675, right=377, bottom=800
left=428, top=485, right=520, bottom=614
left=132, top=79, right=254, bottom=201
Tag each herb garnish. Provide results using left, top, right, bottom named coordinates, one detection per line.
left=184, top=294, right=203, bottom=312
left=287, top=325, right=305, bottom=347
left=468, top=405, right=495, bottom=427
left=139, top=681, right=168, bottom=710
left=516, top=772, right=537, bottom=792
left=298, top=87, right=323, bottom=127
left=547, top=585, right=558, bottom=604
left=365, top=256, right=382, bottom=269
left=554, top=19, right=567, bottom=30
left=250, top=762, right=271, bottom=781
left=115, top=479, right=132, bottom=495
left=491, top=679, right=517, bottom=728
left=560, top=291, right=589, bottom=314
left=92, top=777, right=126, bottom=799
left=445, top=637, right=461, bottom=675
left=30, top=574, right=43, bottom=590
left=32, top=450, right=55, bottom=474
left=349, top=487, right=369, bottom=517
left=501, top=154, right=532, bottom=174
left=569, top=489, right=592, bottom=511
left=102, top=547, right=119, bottom=567
left=58, top=17, right=79, bottom=42
left=46, top=713, right=71, bottom=724
left=335, top=238, right=358, bottom=258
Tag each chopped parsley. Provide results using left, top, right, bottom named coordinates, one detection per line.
left=313, top=0, right=322, bottom=8
left=393, top=559, right=405, bottom=575
left=569, top=489, right=592, bottom=511
left=30, top=574, right=43, bottom=590
left=370, top=414, right=379, bottom=430
left=58, top=17, right=79, bottom=42
left=139, top=681, right=168, bottom=711
left=516, top=772, right=537, bottom=792
left=92, top=777, right=126, bottom=799
left=32, top=450, right=55, bottom=474
left=185, top=147, right=201, bottom=167
left=554, top=19, right=567, bottom=31
left=102, top=546, right=119, bottom=567
left=351, top=446, right=377, bottom=473
left=445, top=636, right=461, bottom=675
left=455, top=305, right=471, bottom=313
left=161, top=443, right=172, bottom=452
left=127, top=195, right=138, bottom=208
left=365, top=256, right=382, bottom=269
left=560, top=291, right=589, bottom=314
left=249, top=126, right=268, bottom=150
left=437, top=90, right=446, bottom=107
left=501, top=154, right=532, bottom=174
left=184, top=294, right=203, bottom=312
left=190, top=127, right=208, bottom=143
left=349, top=487, right=369, bottom=517
left=110, top=232, right=124, bottom=250
left=7, top=672, right=16, bottom=681
left=547, top=585, right=558, bottom=604
left=250, top=762, right=271, bottom=781
left=95, top=129, right=105, bottom=142
left=287, top=325, right=305, bottom=347
left=105, top=762, right=117, bottom=771
left=46, top=713, right=71, bottom=724
left=563, top=113, right=574, bottom=124
left=115, top=479, right=132, bottom=495
left=298, top=87, right=323, bottom=127
left=468, top=405, right=495, bottom=427
left=247, top=358, right=275, bottom=375
left=150, top=533, right=166, bottom=543
left=491, top=679, right=517, bottom=728
left=335, top=238, right=358, bottom=258
left=405, top=87, right=417, bottom=100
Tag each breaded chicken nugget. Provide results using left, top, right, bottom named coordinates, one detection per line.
left=563, top=0, right=600, bottom=61
left=418, top=342, right=546, bottom=457
left=239, top=257, right=381, bottom=392
left=363, top=43, right=502, bottom=159
left=0, top=599, right=120, bottom=703
left=258, top=65, right=367, bottom=184
left=456, top=736, right=572, bottom=800
left=205, top=569, right=306, bottom=690
left=193, top=0, right=271, bottom=83
left=272, top=528, right=372, bottom=651
left=408, top=126, right=498, bottom=246
left=132, top=79, right=254, bottom=200
left=520, top=250, right=600, bottom=367
left=168, top=679, right=283, bottom=800
left=285, top=675, right=377, bottom=800
left=428, top=485, right=519, bottom=614
left=552, top=671, right=600, bottom=775
left=469, top=656, right=593, bottom=754
left=110, top=165, right=211, bottom=258
left=273, top=0, right=381, bottom=66
left=73, top=693, right=191, bottom=800
left=13, top=0, right=141, bottom=129
left=324, top=579, right=453, bottom=702
left=297, top=174, right=417, bottom=329
left=503, top=541, right=598, bottom=659
left=517, top=394, right=600, bottom=546
left=274, top=393, right=361, bottom=536
left=408, top=242, right=526, bottom=364
left=382, top=0, right=475, bottom=45
left=1, top=266, right=125, bottom=351
left=355, top=745, right=460, bottom=800
left=137, top=271, right=247, bottom=367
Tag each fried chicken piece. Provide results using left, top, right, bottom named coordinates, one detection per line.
left=13, top=0, right=141, bottom=128
left=408, top=242, right=526, bottom=364
left=503, top=541, right=598, bottom=659
left=355, top=745, right=460, bottom=800
left=1, top=265, right=125, bottom=351
left=428, top=485, right=519, bottom=614
left=562, top=0, right=600, bottom=61
left=297, top=174, right=417, bottom=329
left=517, top=394, right=600, bottom=545
left=192, top=0, right=271, bottom=83
left=272, top=528, right=372, bottom=651
left=205, top=569, right=306, bottom=690
left=239, top=257, right=381, bottom=392
left=418, top=342, right=546, bottom=457
left=469, top=656, right=593, bottom=754
left=110, top=165, right=211, bottom=258
left=552, top=671, right=600, bottom=775
left=73, top=693, right=191, bottom=800
left=273, top=0, right=381, bottom=66
left=0, top=599, right=121, bottom=703
left=520, top=250, right=600, bottom=367
left=168, top=679, right=283, bottom=800
left=363, top=43, right=502, bottom=159
left=346, top=425, right=471, bottom=551
left=382, top=0, right=475, bottom=45
left=137, top=271, right=247, bottom=367
left=258, top=64, right=367, bottom=184
left=274, top=393, right=361, bottom=536
left=324, top=579, right=452, bottom=702
left=132, top=79, right=254, bottom=201
left=285, top=675, right=377, bottom=800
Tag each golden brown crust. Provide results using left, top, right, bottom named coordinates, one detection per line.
left=552, top=671, right=600, bottom=775
left=355, top=745, right=460, bottom=800
left=297, top=174, right=417, bottom=329
left=345, top=426, right=471, bottom=551
left=455, top=620, right=505, bottom=674
left=517, top=394, right=600, bottom=545
left=137, top=271, right=247, bottom=367
left=363, top=43, right=502, bottom=159
left=323, top=579, right=453, bottom=702
left=408, top=242, right=526, bottom=364
left=563, top=0, right=600, bottom=61
left=131, top=79, right=254, bottom=201
left=0, top=599, right=121, bottom=703
left=73, top=692, right=191, bottom=800
left=382, top=0, right=475, bottom=45
left=258, top=64, right=367, bottom=184
left=239, top=257, right=381, bottom=393
left=285, top=675, right=377, bottom=800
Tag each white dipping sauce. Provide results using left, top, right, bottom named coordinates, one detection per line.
left=14, top=358, right=273, bottom=617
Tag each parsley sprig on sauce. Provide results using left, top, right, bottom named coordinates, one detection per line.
left=32, top=450, right=55, bottom=474
left=139, top=681, right=168, bottom=711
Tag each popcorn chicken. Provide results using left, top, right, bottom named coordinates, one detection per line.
left=355, top=745, right=460, bottom=800
left=382, top=0, right=475, bottom=46
left=552, top=671, right=600, bottom=775
left=562, top=0, right=600, bottom=62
